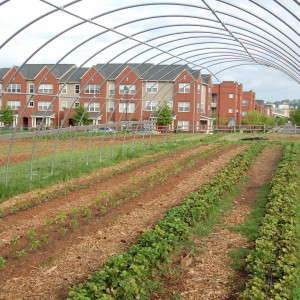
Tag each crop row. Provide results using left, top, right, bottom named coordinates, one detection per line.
left=0, top=139, right=210, bottom=219
left=67, top=142, right=264, bottom=299
left=0, top=144, right=224, bottom=269
left=241, top=142, right=300, bottom=299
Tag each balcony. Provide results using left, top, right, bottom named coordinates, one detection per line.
left=211, top=102, right=217, bottom=108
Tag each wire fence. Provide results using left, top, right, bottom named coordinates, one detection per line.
left=0, top=0, right=299, bottom=188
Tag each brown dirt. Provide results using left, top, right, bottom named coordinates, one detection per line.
left=150, top=145, right=282, bottom=300
left=0, top=144, right=246, bottom=300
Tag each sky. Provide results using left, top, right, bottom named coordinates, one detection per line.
left=0, top=0, right=299, bottom=102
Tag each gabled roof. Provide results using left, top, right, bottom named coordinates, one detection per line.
left=94, top=63, right=201, bottom=81
left=201, top=74, right=211, bottom=85
left=0, top=68, right=10, bottom=81
left=60, top=67, right=89, bottom=83
left=15, top=64, right=76, bottom=80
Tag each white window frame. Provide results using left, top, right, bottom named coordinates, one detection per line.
left=84, top=102, right=100, bottom=112
left=197, top=84, right=200, bottom=94
left=0, top=83, right=2, bottom=93
left=197, top=102, right=200, bottom=112
left=75, top=84, right=80, bottom=94
left=229, top=94, right=234, bottom=99
left=242, top=100, right=248, bottom=106
left=29, top=84, right=34, bottom=94
left=201, top=103, right=205, bottom=113
left=8, top=84, right=21, bottom=93
left=108, top=102, right=115, bottom=112
left=74, top=101, right=80, bottom=108
left=61, top=84, right=67, bottom=94
left=38, top=101, right=53, bottom=111
left=178, top=101, right=190, bottom=112
left=119, top=84, right=136, bottom=95
left=28, top=101, right=34, bottom=108
left=84, top=84, right=100, bottom=94
left=146, top=101, right=158, bottom=111
left=228, top=108, right=233, bottom=113
left=109, top=84, right=115, bottom=96
left=146, top=82, right=158, bottom=93
left=119, top=102, right=135, bottom=113
left=38, top=84, right=53, bottom=94
left=179, top=83, right=191, bottom=93
left=242, top=111, right=247, bottom=116
left=177, top=120, right=189, bottom=131
left=7, top=100, right=20, bottom=110
left=60, top=101, right=67, bottom=111
left=167, top=101, right=173, bottom=108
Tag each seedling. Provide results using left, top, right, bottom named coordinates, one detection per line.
left=83, top=206, right=93, bottom=218
left=30, top=240, right=40, bottom=250
left=70, top=218, right=78, bottom=228
left=11, top=237, right=19, bottom=245
left=16, top=250, right=27, bottom=257
left=61, top=228, right=68, bottom=236
left=41, top=234, right=49, bottom=244
left=44, top=218, right=53, bottom=230
left=71, top=208, right=79, bottom=215
left=56, top=211, right=67, bottom=223
left=27, top=229, right=37, bottom=240
left=0, top=257, right=6, bottom=270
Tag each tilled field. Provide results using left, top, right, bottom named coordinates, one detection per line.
left=0, top=143, right=246, bottom=299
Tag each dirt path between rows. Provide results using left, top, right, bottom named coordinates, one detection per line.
left=151, top=145, right=282, bottom=300
left=0, top=144, right=246, bottom=300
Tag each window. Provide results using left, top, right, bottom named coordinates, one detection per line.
left=7, top=100, right=20, bottom=110
left=242, top=100, right=248, bottom=106
left=229, top=94, right=234, bottom=99
left=85, top=84, right=100, bottom=94
left=146, top=101, right=158, bottom=111
left=178, top=101, right=190, bottom=112
left=75, top=84, right=80, bottom=94
left=61, top=84, right=67, bottom=94
left=108, top=102, right=115, bottom=112
left=38, top=101, right=53, bottom=111
left=197, top=102, right=200, bottom=112
left=197, top=84, right=200, bottom=94
left=242, top=111, right=247, bottom=116
left=177, top=120, right=189, bottom=131
left=29, top=84, right=34, bottom=94
left=8, top=84, right=21, bottom=93
left=196, top=121, right=200, bottom=131
left=109, top=84, right=115, bottom=96
left=201, top=103, right=205, bottom=113
left=38, top=84, right=53, bottom=94
left=28, top=101, right=34, bottom=108
left=146, top=82, right=158, bottom=93
left=119, top=84, right=135, bottom=95
left=179, top=83, right=190, bottom=93
left=228, top=108, right=233, bottom=113
left=119, top=102, right=135, bottom=113
left=74, top=101, right=80, bottom=107
left=61, top=101, right=67, bottom=111
left=208, top=104, right=211, bottom=111
left=0, top=83, right=2, bottom=93
left=167, top=101, right=173, bottom=108
left=84, top=102, right=100, bottom=112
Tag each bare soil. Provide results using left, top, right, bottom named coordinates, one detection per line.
left=0, top=144, right=246, bottom=300
left=150, top=145, right=282, bottom=300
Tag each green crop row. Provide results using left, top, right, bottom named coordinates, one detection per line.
left=68, top=142, right=264, bottom=300
left=241, top=142, right=300, bottom=300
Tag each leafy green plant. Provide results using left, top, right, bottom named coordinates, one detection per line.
left=16, top=250, right=27, bottom=257
left=0, top=257, right=6, bottom=270
left=30, top=240, right=40, bottom=250
left=27, top=230, right=37, bottom=240
left=56, top=211, right=67, bottom=223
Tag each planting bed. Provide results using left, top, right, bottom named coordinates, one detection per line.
left=0, top=142, right=246, bottom=299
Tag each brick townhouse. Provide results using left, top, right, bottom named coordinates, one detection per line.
left=0, top=63, right=214, bottom=131
left=212, top=81, right=268, bottom=125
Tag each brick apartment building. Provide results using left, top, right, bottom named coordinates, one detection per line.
left=212, top=81, right=267, bottom=125
left=0, top=63, right=214, bottom=131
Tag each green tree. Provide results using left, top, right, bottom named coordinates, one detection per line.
left=155, top=105, right=173, bottom=125
left=72, top=104, right=90, bottom=125
left=218, top=114, right=228, bottom=125
left=277, top=117, right=288, bottom=125
left=242, top=110, right=276, bottom=125
left=290, top=108, right=300, bottom=125
left=0, top=106, right=14, bottom=125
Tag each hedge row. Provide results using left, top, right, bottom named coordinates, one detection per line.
left=241, top=143, right=300, bottom=300
left=68, top=143, right=264, bottom=300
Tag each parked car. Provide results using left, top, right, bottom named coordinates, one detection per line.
left=94, top=127, right=116, bottom=133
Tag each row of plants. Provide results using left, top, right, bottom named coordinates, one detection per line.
left=67, top=142, right=265, bottom=299
left=0, top=144, right=224, bottom=269
left=0, top=138, right=215, bottom=217
left=241, top=142, right=300, bottom=299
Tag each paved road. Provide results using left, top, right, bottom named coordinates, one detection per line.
left=277, top=125, right=300, bottom=134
